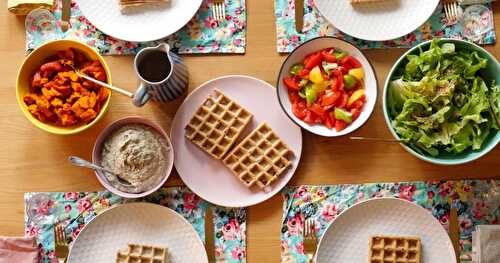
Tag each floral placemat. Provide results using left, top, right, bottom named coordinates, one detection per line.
left=24, top=187, right=246, bottom=263
left=26, top=0, right=246, bottom=55
left=281, top=180, right=500, bottom=263
left=274, top=1, right=496, bottom=52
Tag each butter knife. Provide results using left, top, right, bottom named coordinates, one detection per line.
left=61, top=0, right=71, bottom=32
left=205, top=206, right=216, bottom=263
left=449, top=207, right=460, bottom=263
left=295, top=0, right=304, bottom=33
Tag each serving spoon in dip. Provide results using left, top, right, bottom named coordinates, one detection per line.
left=68, top=156, right=132, bottom=187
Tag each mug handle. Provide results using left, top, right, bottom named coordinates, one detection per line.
left=132, top=83, right=151, bottom=107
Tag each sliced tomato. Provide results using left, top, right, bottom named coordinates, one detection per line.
left=348, top=97, right=366, bottom=110
left=298, top=69, right=310, bottom=79
left=304, top=52, right=322, bottom=70
left=351, top=108, right=361, bottom=121
left=335, top=120, right=347, bottom=132
left=321, top=50, right=337, bottom=63
left=309, top=103, right=326, bottom=116
left=331, top=70, right=344, bottom=91
left=283, top=77, right=301, bottom=91
left=336, top=93, right=349, bottom=109
left=303, top=110, right=317, bottom=124
left=325, top=115, right=335, bottom=129
left=292, top=102, right=307, bottom=119
left=288, top=90, right=301, bottom=104
left=340, top=56, right=362, bottom=69
left=321, top=90, right=341, bottom=106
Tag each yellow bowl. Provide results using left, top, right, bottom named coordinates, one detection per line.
left=16, top=40, right=112, bottom=135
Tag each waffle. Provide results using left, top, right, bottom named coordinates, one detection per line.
left=185, top=89, right=253, bottom=160
left=368, top=236, right=421, bottom=263
left=116, top=244, right=169, bottom=263
left=223, top=123, right=293, bottom=189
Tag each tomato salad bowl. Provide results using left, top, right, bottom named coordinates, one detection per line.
left=276, top=37, right=377, bottom=137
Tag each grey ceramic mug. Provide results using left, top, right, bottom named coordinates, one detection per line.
left=132, top=43, right=188, bottom=107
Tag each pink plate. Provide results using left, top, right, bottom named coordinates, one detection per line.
left=170, top=75, right=302, bottom=207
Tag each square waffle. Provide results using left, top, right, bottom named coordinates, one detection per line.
left=223, top=123, right=293, bottom=189
left=368, top=236, right=421, bottom=263
left=116, top=244, right=169, bottom=263
left=185, top=89, right=253, bottom=160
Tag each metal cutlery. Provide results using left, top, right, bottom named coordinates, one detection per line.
left=350, top=136, right=403, bottom=143
left=212, top=0, right=225, bottom=23
left=204, top=206, right=216, bottom=263
left=295, top=0, right=305, bottom=33
left=65, top=64, right=134, bottom=98
left=443, top=0, right=461, bottom=23
left=68, top=156, right=132, bottom=187
left=303, top=218, right=318, bottom=263
left=54, top=224, right=69, bottom=263
left=449, top=207, right=461, bottom=262
left=61, top=0, right=71, bottom=32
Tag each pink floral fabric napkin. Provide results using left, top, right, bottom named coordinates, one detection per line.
left=0, top=237, right=39, bottom=263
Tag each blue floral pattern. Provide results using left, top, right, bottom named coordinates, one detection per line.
left=281, top=180, right=500, bottom=263
left=26, top=0, right=246, bottom=55
left=274, top=0, right=496, bottom=52
left=25, top=187, right=246, bottom=263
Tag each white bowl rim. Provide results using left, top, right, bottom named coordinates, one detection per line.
left=276, top=36, right=378, bottom=137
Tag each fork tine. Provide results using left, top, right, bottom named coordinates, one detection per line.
left=221, top=3, right=225, bottom=20
left=218, top=3, right=224, bottom=21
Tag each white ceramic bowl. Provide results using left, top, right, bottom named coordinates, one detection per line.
left=276, top=37, right=377, bottom=137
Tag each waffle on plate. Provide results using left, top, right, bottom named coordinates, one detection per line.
left=185, top=89, right=253, bottom=160
left=369, top=236, right=421, bottom=263
left=223, top=123, right=293, bottom=190
left=116, top=243, right=169, bottom=263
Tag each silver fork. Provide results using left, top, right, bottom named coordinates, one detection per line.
left=303, top=218, right=318, bottom=263
left=54, top=224, right=69, bottom=263
left=212, top=0, right=225, bottom=22
left=443, top=0, right=461, bottom=23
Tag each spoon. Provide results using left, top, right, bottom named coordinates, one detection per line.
left=349, top=136, right=403, bottom=143
left=68, top=156, right=132, bottom=187
left=66, top=64, right=135, bottom=98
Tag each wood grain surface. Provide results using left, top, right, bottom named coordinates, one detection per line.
left=0, top=1, right=498, bottom=262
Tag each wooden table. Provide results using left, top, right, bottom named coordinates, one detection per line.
left=0, top=1, right=499, bottom=262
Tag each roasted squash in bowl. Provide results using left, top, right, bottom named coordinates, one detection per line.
left=16, top=39, right=112, bottom=135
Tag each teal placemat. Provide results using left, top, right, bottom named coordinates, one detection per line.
left=281, top=180, right=500, bottom=263
left=274, top=1, right=496, bottom=52
left=24, top=187, right=247, bottom=263
left=26, top=0, right=247, bottom=55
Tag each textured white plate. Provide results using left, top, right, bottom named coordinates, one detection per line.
left=68, top=203, right=208, bottom=263
left=315, top=0, right=440, bottom=41
left=170, top=75, right=302, bottom=207
left=316, top=198, right=456, bottom=263
left=276, top=37, right=377, bottom=137
left=75, top=0, right=203, bottom=42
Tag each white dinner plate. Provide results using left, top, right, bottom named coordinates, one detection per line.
left=68, top=203, right=208, bottom=263
left=314, top=0, right=440, bottom=41
left=170, top=75, right=302, bottom=207
left=75, top=0, right=203, bottom=42
left=316, top=198, right=456, bottom=263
